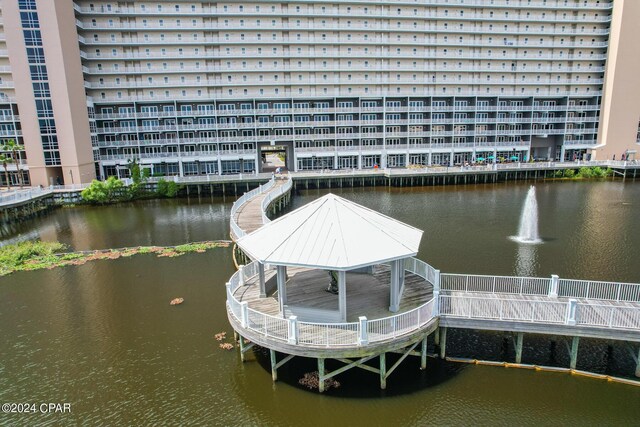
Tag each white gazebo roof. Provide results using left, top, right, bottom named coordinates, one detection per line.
left=237, top=193, right=423, bottom=270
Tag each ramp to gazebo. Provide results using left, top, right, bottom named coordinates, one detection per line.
left=234, top=265, right=434, bottom=323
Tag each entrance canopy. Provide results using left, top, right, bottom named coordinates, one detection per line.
left=237, top=193, right=423, bottom=270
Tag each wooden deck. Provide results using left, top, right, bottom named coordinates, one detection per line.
left=234, top=265, right=434, bottom=322
left=233, top=178, right=286, bottom=236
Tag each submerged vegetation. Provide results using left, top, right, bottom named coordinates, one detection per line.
left=0, top=240, right=230, bottom=276
left=553, top=166, right=613, bottom=179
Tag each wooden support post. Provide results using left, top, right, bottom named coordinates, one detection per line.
left=439, top=327, right=447, bottom=359
left=635, top=347, right=640, bottom=378
left=515, top=332, right=524, bottom=364
left=379, top=353, right=387, bottom=390
left=570, top=336, right=580, bottom=369
left=238, top=334, right=246, bottom=362
left=270, top=349, right=278, bottom=381
left=421, top=335, right=428, bottom=370
left=318, top=358, right=326, bottom=393
left=434, top=326, right=440, bottom=345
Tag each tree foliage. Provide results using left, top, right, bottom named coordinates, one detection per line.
left=2, top=139, right=24, bottom=187
left=156, top=178, right=180, bottom=198
left=0, top=153, right=12, bottom=189
left=81, top=176, right=126, bottom=204
left=127, top=159, right=150, bottom=196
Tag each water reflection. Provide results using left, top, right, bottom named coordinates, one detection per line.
left=514, top=242, right=539, bottom=277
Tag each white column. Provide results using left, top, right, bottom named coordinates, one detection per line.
left=277, top=265, right=287, bottom=315
left=258, top=262, right=266, bottom=298
left=338, top=270, right=347, bottom=322
left=390, top=260, right=400, bottom=312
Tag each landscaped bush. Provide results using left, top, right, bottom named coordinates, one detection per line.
left=156, top=178, right=180, bottom=198
left=81, top=176, right=127, bottom=204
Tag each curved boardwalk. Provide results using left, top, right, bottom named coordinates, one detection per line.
left=233, top=179, right=286, bottom=237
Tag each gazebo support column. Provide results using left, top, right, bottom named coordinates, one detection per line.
left=389, top=260, right=400, bottom=312
left=338, top=270, right=347, bottom=322
left=277, top=265, right=287, bottom=314
left=258, top=262, right=266, bottom=298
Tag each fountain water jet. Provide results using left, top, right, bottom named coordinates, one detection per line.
left=511, top=186, right=542, bottom=244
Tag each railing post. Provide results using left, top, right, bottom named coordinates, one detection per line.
left=549, top=274, right=559, bottom=298
left=433, top=269, right=441, bottom=293
left=238, top=265, right=245, bottom=287
left=240, top=301, right=249, bottom=328
left=432, top=290, right=440, bottom=316
left=565, top=299, right=577, bottom=325
left=358, top=316, right=369, bottom=345
left=288, top=315, right=298, bottom=344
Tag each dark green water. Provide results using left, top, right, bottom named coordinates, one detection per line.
left=1, top=182, right=640, bottom=425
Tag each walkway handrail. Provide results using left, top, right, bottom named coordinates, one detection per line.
left=440, top=294, right=640, bottom=331
left=261, top=175, right=293, bottom=225
left=441, top=273, right=640, bottom=303
left=227, top=257, right=439, bottom=348
left=227, top=258, right=640, bottom=348
left=0, top=187, right=53, bottom=207
left=229, top=176, right=275, bottom=239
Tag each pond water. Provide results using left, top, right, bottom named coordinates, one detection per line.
left=1, top=181, right=639, bottom=425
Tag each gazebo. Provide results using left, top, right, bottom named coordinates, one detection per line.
left=237, top=193, right=423, bottom=322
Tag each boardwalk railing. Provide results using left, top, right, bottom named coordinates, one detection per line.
left=261, top=175, right=293, bottom=225
left=441, top=273, right=640, bottom=303
left=440, top=294, right=640, bottom=331
left=229, top=176, right=275, bottom=239
left=226, top=258, right=439, bottom=348
left=0, top=187, right=53, bottom=207
left=227, top=260, right=640, bottom=349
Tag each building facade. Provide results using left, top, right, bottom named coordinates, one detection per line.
left=0, top=0, right=638, bottom=186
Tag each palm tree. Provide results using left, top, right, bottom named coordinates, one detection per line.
left=0, top=153, right=13, bottom=190
left=2, top=139, right=24, bottom=188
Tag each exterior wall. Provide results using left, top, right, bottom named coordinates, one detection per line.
left=6, top=0, right=640, bottom=183
left=4, top=0, right=94, bottom=186
left=38, top=0, right=95, bottom=184
left=595, top=0, right=640, bottom=160
left=73, top=0, right=611, bottom=177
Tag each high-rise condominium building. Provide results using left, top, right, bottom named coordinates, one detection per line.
left=0, top=0, right=639, bottom=186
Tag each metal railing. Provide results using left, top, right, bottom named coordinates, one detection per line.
left=0, top=187, right=53, bottom=207
left=261, top=175, right=293, bottom=225
left=229, top=176, right=275, bottom=239
left=441, top=272, right=640, bottom=303
left=226, top=258, right=439, bottom=348
left=440, top=294, right=567, bottom=324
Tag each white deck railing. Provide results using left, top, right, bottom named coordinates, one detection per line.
left=261, top=175, right=293, bottom=225
left=441, top=273, right=550, bottom=296
left=440, top=294, right=566, bottom=325
left=226, top=258, right=439, bottom=348
left=440, top=294, right=640, bottom=331
left=441, top=273, right=640, bottom=303
left=229, top=176, right=275, bottom=239
left=0, top=187, right=53, bottom=207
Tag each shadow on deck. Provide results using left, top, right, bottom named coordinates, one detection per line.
left=234, top=265, right=434, bottom=322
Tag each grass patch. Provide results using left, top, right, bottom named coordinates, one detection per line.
left=0, top=240, right=231, bottom=276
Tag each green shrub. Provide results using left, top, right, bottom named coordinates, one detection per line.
left=576, top=167, right=593, bottom=178
left=81, top=176, right=126, bottom=204
left=563, top=169, right=575, bottom=178
left=156, top=178, right=180, bottom=198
